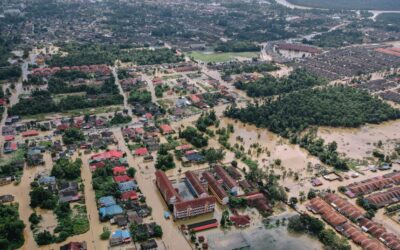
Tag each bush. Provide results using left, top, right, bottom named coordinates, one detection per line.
left=100, top=227, right=111, bottom=240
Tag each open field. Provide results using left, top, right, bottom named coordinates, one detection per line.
left=187, top=51, right=258, bottom=63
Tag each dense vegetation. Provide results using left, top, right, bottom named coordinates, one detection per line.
left=214, top=41, right=259, bottom=52
left=0, top=204, right=25, bottom=250
left=155, top=144, right=176, bottom=171
left=235, top=68, right=326, bottom=97
left=223, top=63, right=279, bottom=76
left=196, top=110, right=218, bottom=132
left=91, top=163, right=121, bottom=200
left=47, top=43, right=184, bottom=66
left=225, top=86, right=400, bottom=137
left=110, top=113, right=132, bottom=125
left=51, top=158, right=82, bottom=180
left=303, top=29, right=363, bottom=48
left=179, top=126, right=208, bottom=148
left=9, top=77, right=123, bottom=116
left=128, top=89, right=152, bottom=104
left=294, top=130, right=348, bottom=170
left=0, top=36, right=22, bottom=80
left=62, top=128, right=85, bottom=145
left=286, top=0, right=400, bottom=10
left=288, top=214, right=350, bottom=250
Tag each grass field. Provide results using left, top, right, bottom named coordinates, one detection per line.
left=188, top=51, right=259, bottom=63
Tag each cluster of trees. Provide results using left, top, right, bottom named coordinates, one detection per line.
left=29, top=185, right=58, bottom=209
left=214, top=41, right=259, bottom=52
left=223, top=63, right=279, bottom=76
left=9, top=81, right=123, bottom=116
left=47, top=43, right=184, bottom=66
left=196, top=110, right=217, bottom=132
left=0, top=66, right=21, bottom=81
left=288, top=214, right=350, bottom=250
left=129, top=89, right=152, bottom=104
left=0, top=204, right=25, bottom=250
left=225, top=86, right=400, bottom=137
left=0, top=36, right=22, bottom=81
left=234, top=68, right=326, bottom=97
left=287, top=0, right=400, bottom=10
left=91, top=163, right=121, bottom=200
left=130, top=223, right=163, bottom=242
left=303, top=29, right=363, bottom=48
left=201, top=148, right=225, bottom=163
left=62, top=127, right=85, bottom=145
left=155, top=84, right=170, bottom=98
left=35, top=202, right=89, bottom=245
left=110, top=113, right=132, bottom=125
left=51, top=158, right=82, bottom=180
left=356, top=197, right=378, bottom=219
left=48, top=75, right=117, bottom=95
left=179, top=127, right=208, bottom=148
left=155, top=144, right=175, bottom=171
left=293, top=131, right=348, bottom=170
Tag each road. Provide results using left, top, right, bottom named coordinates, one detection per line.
left=112, top=66, right=132, bottom=117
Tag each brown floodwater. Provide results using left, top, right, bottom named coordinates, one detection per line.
left=318, top=120, right=400, bottom=160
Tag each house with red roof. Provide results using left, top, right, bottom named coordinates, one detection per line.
left=135, top=127, right=144, bottom=134
left=91, top=150, right=124, bottom=161
left=190, top=94, right=201, bottom=103
left=121, top=190, right=138, bottom=201
left=90, top=162, right=106, bottom=172
left=159, top=124, right=174, bottom=135
left=135, top=147, right=148, bottom=156
left=113, top=166, right=127, bottom=176
left=4, top=135, right=14, bottom=141
left=114, top=175, right=133, bottom=183
left=0, top=99, right=5, bottom=106
left=21, top=130, right=39, bottom=137
left=230, top=215, right=250, bottom=228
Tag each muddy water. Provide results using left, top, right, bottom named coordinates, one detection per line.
left=318, top=120, right=400, bottom=160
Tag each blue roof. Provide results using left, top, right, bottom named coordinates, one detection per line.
left=99, top=204, right=123, bottom=217
left=38, top=176, right=56, bottom=184
left=111, top=229, right=131, bottom=239
left=118, top=181, right=137, bottom=192
left=186, top=153, right=204, bottom=162
left=98, top=196, right=116, bottom=207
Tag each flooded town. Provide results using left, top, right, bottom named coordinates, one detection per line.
left=0, top=0, right=400, bottom=250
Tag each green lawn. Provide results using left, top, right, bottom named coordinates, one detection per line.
left=187, top=51, right=259, bottom=63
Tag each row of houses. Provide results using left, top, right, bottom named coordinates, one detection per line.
left=321, top=193, right=400, bottom=250
left=344, top=172, right=400, bottom=198
left=307, top=197, right=386, bottom=250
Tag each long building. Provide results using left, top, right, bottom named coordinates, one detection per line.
left=202, top=171, right=229, bottom=205
left=345, top=172, right=400, bottom=197
left=155, top=170, right=181, bottom=205
left=365, top=187, right=400, bottom=208
left=214, top=165, right=238, bottom=194
left=155, top=170, right=215, bottom=219
left=174, top=196, right=216, bottom=219
left=184, top=171, right=208, bottom=198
